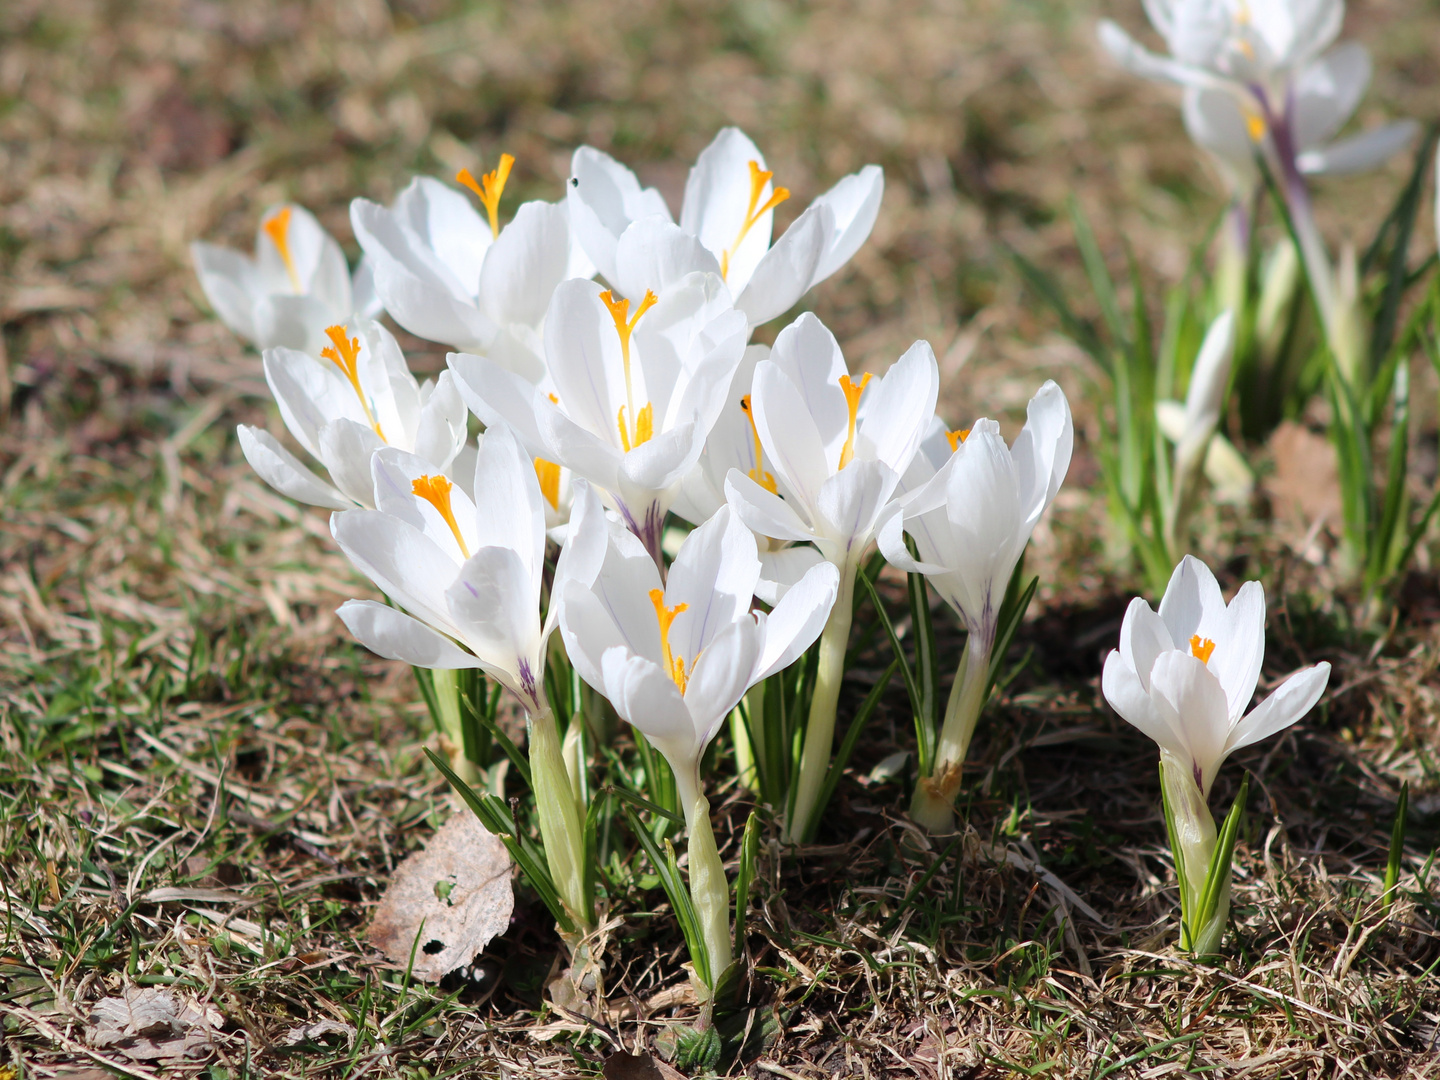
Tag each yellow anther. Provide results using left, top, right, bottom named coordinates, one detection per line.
left=1244, top=110, right=1266, bottom=142
left=534, top=458, right=562, bottom=511
left=456, top=153, right=515, bottom=239
left=719, top=160, right=791, bottom=280
left=946, top=428, right=971, bottom=453
left=262, top=207, right=303, bottom=294
left=411, top=474, right=469, bottom=558
left=837, top=372, right=872, bottom=470
left=649, top=588, right=691, bottom=693
left=1189, top=635, right=1217, bottom=664
left=600, top=288, right=659, bottom=452
left=321, top=325, right=385, bottom=440
left=739, top=395, right=777, bottom=493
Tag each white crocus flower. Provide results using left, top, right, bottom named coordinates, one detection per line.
left=1099, top=3, right=1414, bottom=379
left=237, top=320, right=468, bottom=510
left=567, top=128, right=883, bottom=328
left=1102, top=554, right=1330, bottom=952
left=724, top=312, right=938, bottom=843
left=350, top=156, right=590, bottom=383
left=192, top=203, right=380, bottom=354
left=449, top=273, right=748, bottom=567
left=1160, top=310, right=1237, bottom=555
left=559, top=505, right=838, bottom=995
left=331, top=423, right=608, bottom=933
left=880, top=382, right=1073, bottom=832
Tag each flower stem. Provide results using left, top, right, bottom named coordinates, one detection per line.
left=674, top=760, right=732, bottom=998
left=1160, top=752, right=1224, bottom=953
left=910, top=636, right=990, bottom=833
left=528, top=699, right=593, bottom=932
left=784, top=561, right=856, bottom=844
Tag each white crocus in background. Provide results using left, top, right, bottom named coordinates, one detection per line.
left=1158, top=310, right=1238, bottom=556
left=1099, top=1, right=1416, bottom=381
left=450, top=273, right=748, bottom=567
left=567, top=127, right=883, bottom=328
left=331, top=423, right=607, bottom=936
left=880, top=381, right=1073, bottom=833
left=725, top=312, right=938, bottom=843
left=1102, top=555, right=1330, bottom=954
left=350, top=155, right=588, bottom=382
left=193, top=203, right=380, bottom=354
left=237, top=320, right=468, bottom=510
left=559, top=505, right=838, bottom=996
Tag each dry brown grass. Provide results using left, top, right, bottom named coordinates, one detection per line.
left=3, top=0, right=1440, bottom=1075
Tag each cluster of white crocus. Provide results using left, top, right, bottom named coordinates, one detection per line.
left=1103, top=556, right=1330, bottom=953
left=1099, top=0, right=1416, bottom=377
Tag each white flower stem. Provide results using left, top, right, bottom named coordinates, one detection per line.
left=528, top=698, right=593, bottom=932
left=427, top=668, right=480, bottom=786
left=784, top=560, right=856, bottom=844
left=1160, top=753, right=1226, bottom=954
left=911, top=636, right=991, bottom=833
left=674, top=758, right=732, bottom=999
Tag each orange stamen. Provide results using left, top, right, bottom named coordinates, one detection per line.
left=411, top=474, right=469, bottom=558
left=1244, top=110, right=1266, bottom=142
left=945, top=428, right=971, bottom=453
left=1189, top=635, right=1216, bottom=664
left=837, top=372, right=872, bottom=470
left=740, top=395, right=776, bottom=493
left=719, top=160, right=791, bottom=280
left=535, top=459, right=562, bottom=511
left=262, top=207, right=302, bottom=294
left=456, top=153, right=515, bottom=239
left=649, top=588, right=691, bottom=693
left=320, top=325, right=385, bottom=440
left=600, top=288, right=659, bottom=452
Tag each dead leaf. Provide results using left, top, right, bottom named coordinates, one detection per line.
left=367, top=809, right=513, bottom=981
left=87, top=987, right=223, bottom=1061
left=1265, top=421, right=1341, bottom=536
left=278, top=1019, right=355, bottom=1047
left=603, top=1050, right=689, bottom=1080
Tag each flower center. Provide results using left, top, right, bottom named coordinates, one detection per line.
left=945, top=427, right=971, bottom=453
left=837, top=372, right=872, bottom=470
left=534, top=458, right=562, bottom=511
left=1189, top=635, right=1216, bottom=664
left=739, top=395, right=777, bottom=493
left=456, top=153, right=515, bottom=239
left=599, top=288, right=658, bottom=452
left=262, top=207, right=303, bottom=294
left=649, top=588, right=690, bottom=693
left=321, top=325, right=385, bottom=440
left=719, top=160, right=790, bottom=280
left=411, top=474, right=469, bottom=559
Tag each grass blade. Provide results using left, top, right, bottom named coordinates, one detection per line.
left=1383, top=781, right=1409, bottom=912
left=733, top=810, right=760, bottom=955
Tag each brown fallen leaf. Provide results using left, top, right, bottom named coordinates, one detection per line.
left=367, top=809, right=513, bottom=981
left=87, top=987, right=224, bottom=1061
left=1265, top=420, right=1341, bottom=539
left=603, top=1050, right=689, bottom=1080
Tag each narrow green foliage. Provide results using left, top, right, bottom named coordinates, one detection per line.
left=857, top=570, right=928, bottom=770
left=809, top=659, right=899, bottom=843
left=1195, top=773, right=1249, bottom=949
left=733, top=810, right=760, bottom=955
left=987, top=566, right=1038, bottom=695
left=1383, top=781, right=1409, bottom=912
left=623, top=804, right=711, bottom=989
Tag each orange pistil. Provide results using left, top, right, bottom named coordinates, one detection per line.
left=1189, top=635, right=1216, bottom=664
left=739, top=395, right=777, bottom=493
left=837, top=372, right=872, bottom=470
left=600, top=288, right=659, bottom=452
left=535, top=458, right=562, bottom=510
left=945, top=427, right=971, bottom=453
left=649, top=588, right=691, bottom=693
left=262, top=207, right=303, bottom=294
left=719, top=160, right=791, bottom=280
left=321, top=325, right=385, bottom=440
left=411, top=474, right=469, bottom=558
left=456, top=153, right=515, bottom=238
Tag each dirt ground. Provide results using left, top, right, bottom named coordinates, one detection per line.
left=3, top=0, right=1439, bottom=1076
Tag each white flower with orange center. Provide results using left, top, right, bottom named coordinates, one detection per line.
left=722, top=312, right=938, bottom=843
left=237, top=320, right=468, bottom=510
left=350, top=154, right=591, bottom=383
left=567, top=127, right=884, bottom=328
left=449, top=273, right=747, bottom=566
left=1101, top=554, right=1330, bottom=953
left=558, top=504, right=839, bottom=989
left=192, top=203, right=379, bottom=354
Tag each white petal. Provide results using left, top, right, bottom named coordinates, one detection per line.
left=602, top=649, right=701, bottom=767
left=680, top=127, right=771, bottom=292
left=816, top=458, right=894, bottom=556
left=413, top=370, right=467, bottom=470
left=447, top=352, right=548, bottom=455
left=1157, top=554, right=1226, bottom=648
left=1147, top=649, right=1232, bottom=794
left=768, top=313, right=850, bottom=454
left=1292, top=42, right=1371, bottom=150
left=809, top=165, right=884, bottom=286
left=735, top=203, right=833, bottom=326
left=754, top=559, right=839, bottom=679
left=1213, top=580, right=1265, bottom=723
left=665, top=506, right=760, bottom=663
left=1224, top=662, right=1330, bottom=756
left=613, top=217, right=721, bottom=301
left=470, top=421, right=546, bottom=591
left=1097, top=19, right=1223, bottom=90
left=567, top=146, right=672, bottom=285
left=1102, top=649, right=1188, bottom=760
left=477, top=200, right=572, bottom=328
left=1009, top=379, right=1073, bottom=529
left=1117, top=596, right=1175, bottom=691
left=331, top=509, right=463, bottom=639
left=319, top=419, right=385, bottom=507
left=751, top=359, right=831, bottom=514
left=236, top=425, right=350, bottom=510
left=756, top=544, right=823, bottom=605
left=1298, top=122, right=1419, bottom=177
left=725, top=469, right=816, bottom=544
left=191, top=242, right=260, bottom=342
left=856, top=338, right=940, bottom=474
left=683, top=617, right=761, bottom=749
left=544, top=479, right=608, bottom=641
left=445, top=546, right=544, bottom=700
left=337, top=599, right=481, bottom=669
